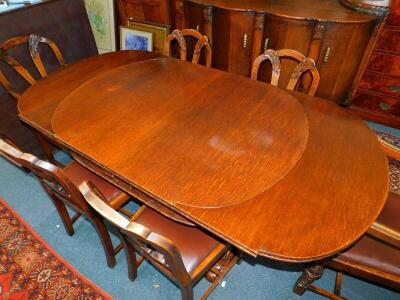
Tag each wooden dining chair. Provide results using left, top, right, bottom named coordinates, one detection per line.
left=79, top=181, right=238, bottom=300
left=164, top=29, right=212, bottom=67
left=0, top=135, right=132, bottom=268
left=0, top=34, right=66, bottom=165
left=0, top=34, right=65, bottom=99
left=251, top=49, right=320, bottom=96
left=293, top=137, right=400, bottom=299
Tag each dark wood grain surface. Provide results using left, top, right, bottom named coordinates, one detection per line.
left=51, top=58, right=309, bottom=208
left=18, top=51, right=389, bottom=262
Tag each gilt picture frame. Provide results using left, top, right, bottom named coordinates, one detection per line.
left=84, top=0, right=116, bottom=53
left=120, top=26, right=153, bottom=52
left=127, top=20, right=169, bottom=54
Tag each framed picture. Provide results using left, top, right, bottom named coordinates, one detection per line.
left=120, top=26, right=153, bottom=52
left=84, top=0, right=116, bottom=53
left=127, top=20, right=169, bottom=54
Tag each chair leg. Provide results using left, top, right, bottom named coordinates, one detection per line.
left=91, top=218, right=117, bottom=268
left=120, top=236, right=139, bottom=281
left=294, top=264, right=324, bottom=295
left=334, top=272, right=343, bottom=296
left=48, top=193, right=74, bottom=236
left=180, top=283, right=194, bottom=300
left=294, top=265, right=347, bottom=300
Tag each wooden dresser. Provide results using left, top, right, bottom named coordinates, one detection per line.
left=350, top=0, right=400, bottom=128
left=182, top=0, right=381, bottom=104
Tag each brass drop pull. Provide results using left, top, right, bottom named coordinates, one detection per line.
left=379, top=102, right=392, bottom=111
left=243, top=34, right=248, bottom=48
left=264, top=38, right=269, bottom=52
left=196, top=25, right=200, bottom=31
left=323, top=47, right=332, bottom=63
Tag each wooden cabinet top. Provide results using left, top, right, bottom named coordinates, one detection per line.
left=187, top=0, right=377, bottom=22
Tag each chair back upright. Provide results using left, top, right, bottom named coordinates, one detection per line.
left=164, top=29, right=212, bottom=67
left=0, top=34, right=65, bottom=100
left=0, top=137, right=93, bottom=216
left=79, top=181, right=192, bottom=284
left=251, top=49, right=320, bottom=96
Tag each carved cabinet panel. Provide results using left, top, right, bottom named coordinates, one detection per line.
left=316, top=22, right=374, bottom=101
left=184, top=0, right=379, bottom=104
left=212, top=9, right=255, bottom=76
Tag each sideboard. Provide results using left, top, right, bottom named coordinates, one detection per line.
left=182, top=0, right=382, bottom=104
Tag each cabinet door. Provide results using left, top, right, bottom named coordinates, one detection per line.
left=185, top=1, right=206, bottom=31
left=212, top=8, right=255, bottom=76
left=262, top=15, right=314, bottom=88
left=317, top=21, right=375, bottom=102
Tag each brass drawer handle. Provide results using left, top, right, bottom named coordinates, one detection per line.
left=379, top=102, right=392, bottom=111
left=243, top=34, right=248, bottom=48
left=388, top=85, right=400, bottom=93
left=323, top=47, right=332, bottom=63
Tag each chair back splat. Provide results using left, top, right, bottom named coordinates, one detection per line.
left=251, top=49, right=320, bottom=96
left=164, top=29, right=212, bottom=67
left=0, top=34, right=65, bottom=100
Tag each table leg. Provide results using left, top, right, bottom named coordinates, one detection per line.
left=294, top=264, right=324, bottom=295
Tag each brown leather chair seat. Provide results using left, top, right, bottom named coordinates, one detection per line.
left=63, top=161, right=127, bottom=202
left=336, top=235, right=400, bottom=279
left=335, top=192, right=400, bottom=279
left=133, top=206, right=224, bottom=276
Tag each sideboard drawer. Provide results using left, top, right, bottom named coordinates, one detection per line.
left=352, top=92, right=400, bottom=116
left=366, top=52, right=400, bottom=77
left=375, top=28, right=400, bottom=53
left=359, top=73, right=400, bottom=97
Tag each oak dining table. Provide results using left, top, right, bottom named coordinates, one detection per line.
left=17, top=50, right=388, bottom=287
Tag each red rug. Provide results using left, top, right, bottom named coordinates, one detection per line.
left=0, top=197, right=113, bottom=299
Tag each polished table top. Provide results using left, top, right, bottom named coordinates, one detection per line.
left=18, top=50, right=389, bottom=262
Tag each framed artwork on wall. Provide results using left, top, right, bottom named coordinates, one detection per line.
left=127, top=20, right=168, bottom=54
left=120, top=26, right=153, bottom=51
left=84, top=0, right=116, bottom=53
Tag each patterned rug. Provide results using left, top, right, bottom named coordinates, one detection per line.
left=0, top=197, right=112, bottom=299
left=376, top=131, right=400, bottom=194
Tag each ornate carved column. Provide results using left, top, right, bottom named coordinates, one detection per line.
left=203, top=6, right=213, bottom=46
left=301, top=22, right=327, bottom=92
left=251, top=12, right=266, bottom=64
left=294, top=264, right=324, bottom=295
left=308, top=22, right=327, bottom=62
